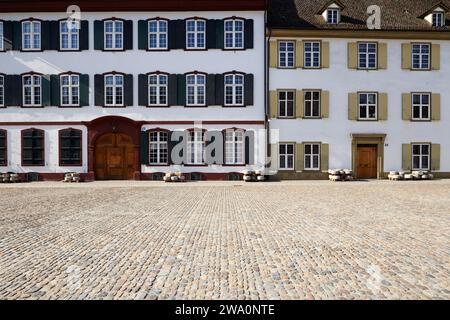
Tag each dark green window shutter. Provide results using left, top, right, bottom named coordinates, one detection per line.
left=80, top=20, right=89, bottom=50
left=124, top=20, right=133, bottom=50
left=215, top=20, right=224, bottom=49
left=3, top=21, right=13, bottom=51
left=244, top=74, right=254, bottom=106
left=41, top=21, right=51, bottom=50
left=244, top=19, right=254, bottom=49
left=42, top=75, right=51, bottom=106
left=177, top=74, right=186, bottom=106
left=124, top=74, right=133, bottom=106
left=94, top=74, right=104, bottom=106
left=5, top=75, right=22, bottom=106
left=138, top=20, right=148, bottom=50
left=80, top=74, right=89, bottom=106
left=12, top=21, right=21, bottom=51
left=175, top=20, right=186, bottom=49
left=94, top=20, right=104, bottom=50
left=206, top=19, right=216, bottom=49
left=207, top=74, right=216, bottom=106
left=168, top=20, right=177, bottom=50
left=170, top=131, right=185, bottom=165
left=49, top=21, right=59, bottom=50
left=138, top=74, right=148, bottom=106
left=140, top=131, right=149, bottom=165
left=215, top=74, right=224, bottom=106
left=168, top=74, right=178, bottom=106
left=50, top=74, right=60, bottom=106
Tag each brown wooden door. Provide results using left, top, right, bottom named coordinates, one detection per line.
left=95, top=133, right=135, bottom=180
left=357, top=145, right=378, bottom=179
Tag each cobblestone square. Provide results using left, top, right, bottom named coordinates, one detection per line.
left=0, top=180, right=449, bottom=300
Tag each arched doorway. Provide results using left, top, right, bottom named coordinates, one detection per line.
left=95, top=133, right=135, bottom=180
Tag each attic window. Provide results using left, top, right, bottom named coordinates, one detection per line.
left=327, top=8, right=340, bottom=24
left=432, top=11, right=444, bottom=27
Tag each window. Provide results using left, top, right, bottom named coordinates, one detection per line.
left=358, top=43, right=377, bottom=69
left=304, top=91, right=321, bottom=118
left=0, top=75, right=4, bottom=107
left=60, top=74, right=80, bottom=107
left=22, top=74, right=42, bottom=107
left=104, top=20, right=123, bottom=50
left=187, top=130, right=205, bottom=165
left=0, top=130, right=6, bottom=166
left=304, top=41, right=321, bottom=68
left=149, top=131, right=169, bottom=165
left=59, top=129, right=82, bottom=166
left=0, top=21, right=4, bottom=51
left=225, top=74, right=244, bottom=106
left=412, top=43, right=430, bottom=70
left=412, top=144, right=430, bottom=170
left=432, top=12, right=444, bottom=27
left=224, top=19, right=244, bottom=49
left=304, top=143, right=320, bottom=170
left=148, top=74, right=168, bottom=106
left=22, top=129, right=44, bottom=166
left=148, top=19, right=168, bottom=50
left=186, top=19, right=206, bottom=50
left=278, top=90, right=295, bottom=118
left=186, top=74, right=206, bottom=106
left=278, top=41, right=295, bottom=68
left=412, top=93, right=430, bottom=120
left=104, top=74, right=124, bottom=107
left=225, top=129, right=245, bottom=165
left=358, top=93, right=377, bottom=120
left=60, top=20, right=79, bottom=50
left=327, top=9, right=340, bottom=24
left=279, top=143, right=294, bottom=170
left=22, top=20, right=41, bottom=50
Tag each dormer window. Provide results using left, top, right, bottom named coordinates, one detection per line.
left=327, top=8, right=340, bottom=24
left=432, top=11, right=444, bottom=27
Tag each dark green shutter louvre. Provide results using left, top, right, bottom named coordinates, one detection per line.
left=41, top=21, right=51, bottom=50
left=94, top=20, right=104, bottom=50
left=138, top=74, right=147, bottom=106
left=49, top=21, right=59, bottom=50
left=42, top=75, right=51, bottom=106
left=207, top=74, right=216, bottom=106
left=94, top=74, right=104, bottom=106
left=168, top=20, right=177, bottom=50
left=244, top=74, right=254, bottom=106
left=124, top=20, right=133, bottom=50
left=80, top=74, right=89, bottom=106
left=168, top=74, right=178, bottom=106
left=177, top=74, right=186, bottom=106
left=12, top=21, right=21, bottom=51
left=138, top=20, right=148, bottom=50
left=215, top=20, right=224, bottom=49
left=124, top=74, right=133, bottom=106
left=175, top=20, right=186, bottom=49
left=140, top=131, right=149, bottom=165
left=3, top=21, right=13, bottom=51
left=50, top=74, right=60, bottom=106
left=80, top=20, right=89, bottom=50
left=244, top=19, right=254, bottom=49
left=215, top=74, right=224, bottom=106
left=5, top=75, right=21, bottom=106
left=206, top=20, right=216, bottom=49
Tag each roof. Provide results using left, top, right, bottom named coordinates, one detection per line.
left=269, top=0, right=450, bottom=31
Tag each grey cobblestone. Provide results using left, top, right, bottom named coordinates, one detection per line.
left=0, top=180, right=449, bottom=299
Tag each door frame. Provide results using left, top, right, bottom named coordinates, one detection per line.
left=351, top=134, right=386, bottom=179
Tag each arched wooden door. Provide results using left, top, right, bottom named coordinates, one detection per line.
left=95, top=133, right=135, bottom=180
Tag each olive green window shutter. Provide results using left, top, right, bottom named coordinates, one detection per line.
left=431, top=93, right=441, bottom=121
left=431, top=44, right=440, bottom=70
left=296, top=41, right=304, bottom=68
left=295, top=143, right=304, bottom=172
left=269, top=41, right=278, bottom=68
left=347, top=42, right=357, bottom=69
left=431, top=144, right=441, bottom=171
left=402, top=93, right=412, bottom=120
left=378, top=93, right=388, bottom=121
left=321, top=90, right=329, bottom=118
left=402, top=43, right=412, bottom=70
left=321, top=41, right=330, bottom=68
left=296, top=90, right=304, bottom=118
left=378, top=43, right=388, bottom=69
left=348, top=93, right=358, bottom=120
left=402, top=144, right=412, bottom=171
left=269, top=91, right=278, bottom=118
left=320, top=143, right=329, bottom=172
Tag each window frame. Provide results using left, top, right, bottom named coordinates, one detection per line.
left=304, top=143, right=321, bottom=171
left=0, top=129, right=7, bottom=166
left=224, top=72, right=245, bottom=107
left=357, top=42, right=378, bottom=70
left=303, top=90, right=321, bottom=118
left=148, top=129, right=170, bottom=166
left=59, top=128, right=82, bottom=167
left=358, top=92, right=378, bottom=121
left=411, top=43, right=431, bottom=70
left=411, top=92, right=431, bottom=121
left=104, top=19, right=124, bottom=51
left=147, top=72, right=168, bottom=107
left=21, top=128, right=45, bottom=167
left=432, top=11, right=445, bottom=27
left=22, top=73, right=42, bottom=107
left=303, top=40, right=321, bottom=69
left=0, top=74, right=4, bottom=107
left=278, top=89, right=295, bottom=118
left=412, top=143, right=431, bottom=171
left=279, top=143, right=295, bottom=171
left=104, top=73, right=125, bottom=107
left=185, top=72, right=207, bottom=107
left=224, top=18, right=245, bottom=50
left=147, top=18, right=168, bottom=51
left=186, top=129, right=206, bottom=165
left=185, top=18, right=206, bottom=50
left=224, top=128, right=245, bottom=166
left=60, top=73, right=80, bottom=107
left=21, top=19, right=42, bottom=51
left=59, top=19, right=80, bottom=51
left=327, top=8, right=340, bottom=24
left=0, top=21, right=4, bottom=52
left=278, top=40, right=295, bottom=69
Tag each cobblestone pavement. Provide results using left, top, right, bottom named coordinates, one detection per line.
left=0, top=180, right=449, bottom=300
